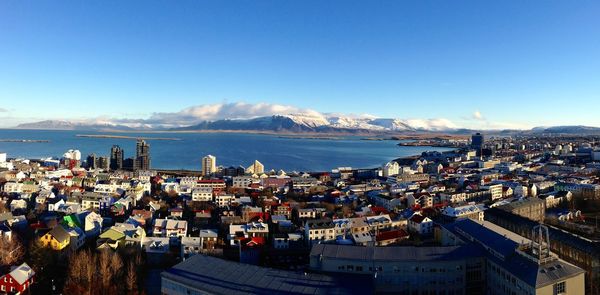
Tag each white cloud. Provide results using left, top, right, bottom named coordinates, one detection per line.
left=0, top=108, right=8, bottom=112
left=6, top=101, right=461, bottom=130
left=472, top=110, right=484, bottom=120
left=404, top=118, right=458, bottom=131
left=144, top=102, right=325, bottom=126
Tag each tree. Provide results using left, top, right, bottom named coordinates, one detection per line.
left=0, top=235, right=24, bottom=269
left=0, top=201, right=8, bottom=214
left=65, top=249, right=132, bottom=295
left=64, top=250, right=94, bottom=295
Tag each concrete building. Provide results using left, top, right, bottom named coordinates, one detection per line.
left=134, top=140, right=151, bottom=171
left=310, top=244, right=485, bottom=294
left=496, top=197, right=545, bottom=222
left=162, top=254, right=373, bottom=294
left=441, top=204, right=485, bottom=221
left=110, top=145, right=124, bottom=170
left=245, top=160, right=264, bottom=174
left=201, top=154, right=217, bottom=176
left=441, top=219, right=585, bottom=295
left=382, top=161, right=400, bottom=177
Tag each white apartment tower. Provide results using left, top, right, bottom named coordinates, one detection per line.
left=202, top=155, right=217, bottom=176
left=246, top=160, right=265, bottom=174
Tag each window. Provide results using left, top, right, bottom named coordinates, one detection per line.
left=554, top=281, right=566, bottom=295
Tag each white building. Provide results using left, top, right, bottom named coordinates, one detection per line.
left=245, top=160, right=265, bottom=174
left=201, top=155, right=217, bottom=176
left=191, top=187, right=213, bottom=202
left=441, top=204, right=485, bottom=221
left=382, top=161, right=400, bottom=177
left=408, top=214, right=433, bottom=236
left=153, top=219, right=188, bottom=238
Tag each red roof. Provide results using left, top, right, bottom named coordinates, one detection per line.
left=376, top=229, right=409, bottom=241
left=409, top=214, right=426, bottom=223
left=370, top=207, right=389, bottom=215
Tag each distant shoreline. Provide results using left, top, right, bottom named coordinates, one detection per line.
left=0, top=139, right=50, bottom=143
left=6, top=127, right=469, bottom=141
left=75, top=134, right=182, bottom=141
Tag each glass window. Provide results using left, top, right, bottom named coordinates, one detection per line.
left=554, top=281, right=566, bottom=295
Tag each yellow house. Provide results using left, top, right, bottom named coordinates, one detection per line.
left=40, top=225, right=71, bottom=251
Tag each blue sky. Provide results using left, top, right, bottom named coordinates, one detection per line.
left=0, top=0, right=599, bottom=129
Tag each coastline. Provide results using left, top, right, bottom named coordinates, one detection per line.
left=75, top=134, right=182, bottom=141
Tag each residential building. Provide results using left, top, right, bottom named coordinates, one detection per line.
left=134, top=140, right=151, bottom=171
left=201, top=154, right=217, bottom=176
left=110, top=145, right=124, bottom=170
left=40, top=225, right=71, bottom=251
left=0, top=263, right=35, bottom=294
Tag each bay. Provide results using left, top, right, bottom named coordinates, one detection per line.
left=0, top=129, right=454, bottom=172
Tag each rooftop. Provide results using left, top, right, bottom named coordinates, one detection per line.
left=162, top=254, right=374, bottom=295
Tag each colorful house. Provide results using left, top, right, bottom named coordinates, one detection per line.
left=61, top=214, right=82, bottom=229
left=0, top=263, right=35, bottom=294
left=40, top=225, right=70, bottom=250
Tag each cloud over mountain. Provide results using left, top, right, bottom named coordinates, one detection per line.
left=14, top=101, right=460, bottom=132
left=145, top=102, right=326, bottom=126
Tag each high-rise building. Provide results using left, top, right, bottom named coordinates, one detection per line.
left=123, top=158, right=135, bottom=170
left=245, top=160, right=265, bottom=174
left=471, top=133, right=484, bottom=155
left=134, top=140, right=151, bottom=171
left=98, top=156, right=110, bottom=170
left=86, top=154, right=98, bottom=169
left=110, top=145, right=124, bottom=170
left=202, top=155, right=217, bottom=176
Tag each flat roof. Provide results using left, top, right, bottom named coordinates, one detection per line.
left=161, top=254, right=374, bottom=295
left=310, top=244, right=479, bottom=262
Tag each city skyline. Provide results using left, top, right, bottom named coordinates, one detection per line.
left=1, top=1, right=599, bottom=129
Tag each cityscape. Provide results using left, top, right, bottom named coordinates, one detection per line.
left=1, top=133, right=600, bottom=294
left=2, top=1, right=600, bottom=295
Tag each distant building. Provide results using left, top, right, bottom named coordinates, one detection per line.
left=97, top=156, right=109, bottom=170
left=86, top=153, right=97, bottom=169
left=110, top=145, right=124, bottom=170
left=245, top=160, right=264, bottom=174
left=496, top=197, right=545, bottom=222
left=201, top=154, right=217, bottom=176
left=134, top=140, right=151, bottom=171
left=382, top=161, right=400, bottom=177
left=471, top=133, right=485, bottom=156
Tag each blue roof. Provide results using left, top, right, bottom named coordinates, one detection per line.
left=450, top=219, right=518, bottom=259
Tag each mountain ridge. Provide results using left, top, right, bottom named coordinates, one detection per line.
left=13, top=117, right=600, bottom=135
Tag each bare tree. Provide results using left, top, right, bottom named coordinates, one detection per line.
left=64, top=250, right=94, bottom=295
left=126, top=262, right=138, bottom=295
left=0, top=201, right=8, bottom=214
left=0, top=235, right=24, bottom=268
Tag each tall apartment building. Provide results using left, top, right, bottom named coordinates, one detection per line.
left=245, top=160, right=264, bottom=174
left=86, top=153, right=97, bottom=169
left=134, top=140, right=151, bottom=171
left=472, top=133, right=485, bottom=156
left=201, top=155, right=216, bottom=176
left=110, top=145, right=124, bottom=170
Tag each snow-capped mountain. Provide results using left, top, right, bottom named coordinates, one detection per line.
left=173, top=114, right=456, bottom=133
left=15, top=114, right=458, bottom=133
left=15, top=114, right=459, bottom=133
